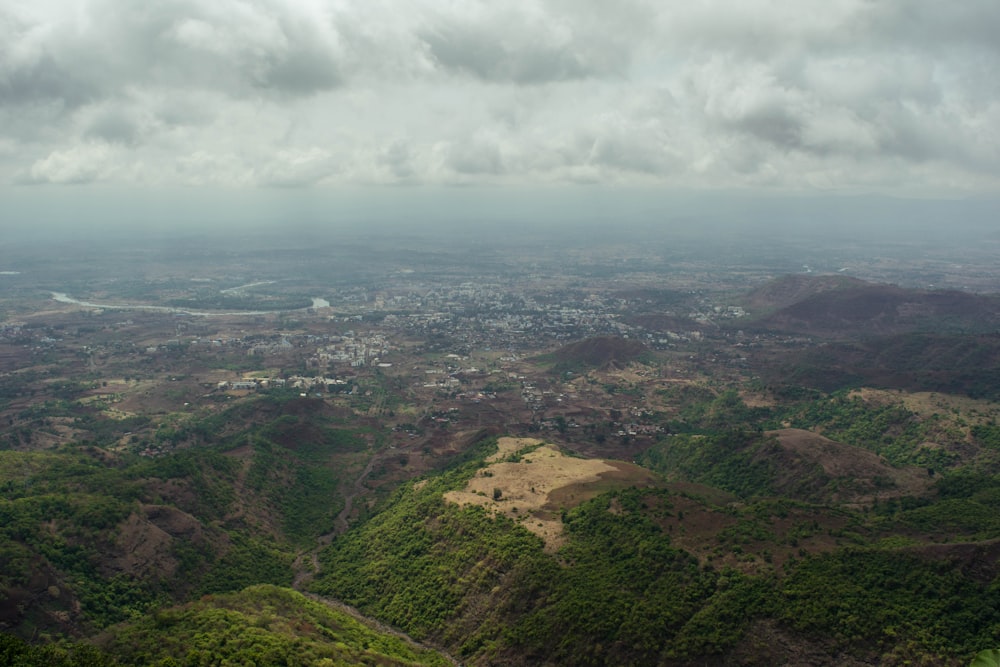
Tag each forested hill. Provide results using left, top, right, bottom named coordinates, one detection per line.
left=312, top=435, right=1000, bottom=666
left=4, top=304, right=1000, bottom=666
left=4, top=386, right=1000, bottom=665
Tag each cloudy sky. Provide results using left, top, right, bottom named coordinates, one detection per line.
left=2, top=0, right=999, bottom=232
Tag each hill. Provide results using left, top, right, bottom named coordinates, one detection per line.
left=0, top=393, right=374, bottom=640
left=442, top=437, right=660, bottom=551
left=743, top=276, right=1000, bottom=338
left=313, top=435, right=1000, bottom=666
left=543, top=335, right=651, bottom=373
left=639, top=428, right=933, bottom=506
left=741, top=274, right=870, bottom=315
left=95, top=585, right=451, bottom=666
left=757, top=332, right=1000, bottom=399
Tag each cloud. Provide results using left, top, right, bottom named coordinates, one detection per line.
left=174, top=150, right=253, bottom=186
left=17, top=144, right=118, bottom=184
left=255, top=147, right=336, bottom=187
left=0, top=0, right=345, bottom=111
left=0, top=1, right=999, bottom=196
left=85, top=109, right=141, bottom=145
left=376, top=140, right=417, bottom=180
left=446, top=136, right=505, bottom=175
left=416, top=1, right=647, bottom=84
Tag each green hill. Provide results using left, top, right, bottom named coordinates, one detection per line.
left=3, top=368, right=1000, bottom=665
left=96, top=585, right=451, bottom=666
left=312, top=437, right=1000, bottom=665
left=0, top=393, right=371, bottom=640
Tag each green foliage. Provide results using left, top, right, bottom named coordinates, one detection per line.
left=935, top=472, right=1000, bottom=500
left=972, top=424, right=1000, bottom=450
left=129, top=449, right=238, bottom=521
left=661, top=389, right=773, bottom=434
left=638, top=430, right=775, bottom=498
left=971, top=649, right=1000, bottom=667
left=780, top=548, right=1000, bottom=661
left=0, top=393, right=375, bottom=638
left=896, top=498, right=1000, bottom=540
left=8, top=374, right=1000, bottom=667
left=513, top=490, right=726, bottom=665
left=315, top=468, right=768, bottom=665
left=0, top=633, right=118, bottom=666
left=195, top=533, right=293, bottom=595
left=313, top=446, right=547, bottom=643
left=99, top=585, right=450, bottom=666
left=668, top=573, right=776, bottom=657
left=784, top=393, right=954, bottom=467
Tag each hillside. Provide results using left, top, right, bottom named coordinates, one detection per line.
left=0, top=586, right=451, bottom=666
left=763, top=428, right=932, bottom=503
left=313, top=435, right=1000, bottom=666
left=5, top=261, right=1000, bottom=667
left=741, top=274, right=870, bottom=315
left=0, top=393, right=374, bottom=640
left=442, top=437, right=660, bottom=551
left=757, top=333, right=1000, bottom=399
left=96, top=585, right=451, bottom=666
left=543, top=335, right=651, bottom=372
left=744, top=276, right=1000, bottom=338
left=3, top=383, right=1000, bottom=665
left=639, top=428, right=933, bottom=506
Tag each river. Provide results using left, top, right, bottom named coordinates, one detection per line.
left=51, top=292, right=330, bottom=317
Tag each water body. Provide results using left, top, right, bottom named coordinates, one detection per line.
left=51, top=292, right=327, bottom=317
left=220, top=280, right=278, bottom=295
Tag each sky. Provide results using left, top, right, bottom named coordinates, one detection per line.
left=2, top=0, right=999, bottom=233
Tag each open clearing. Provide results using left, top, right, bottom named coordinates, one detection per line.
left=444, top=437, right=660, bottom=551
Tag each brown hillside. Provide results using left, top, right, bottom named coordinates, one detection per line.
left=760, top=429, right=932, bottom=505
left=755, top=332, right=1000, bottom=398
left=551, top=335, right=649, bottom=370
left=741, top=274, right=870, bottom=315
left=748, top=279, right=1000, bottom=338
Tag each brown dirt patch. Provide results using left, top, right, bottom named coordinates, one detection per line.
left=444, top=437, right=660, bottom=551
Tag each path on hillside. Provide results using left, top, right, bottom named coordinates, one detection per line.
left=290, top=447, right=461, bottom=666
left=330, top=451, right=382, bottom=537
left=292, top=446, right=388, bottom=590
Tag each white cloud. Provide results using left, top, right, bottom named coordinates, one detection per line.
left=0, top=0, right=998, bottom=198
left=19, top=143, right=119, bottom=184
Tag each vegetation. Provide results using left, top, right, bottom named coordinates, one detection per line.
left=0, top=633, right=117, bottom=666
left=6, top=268, right=1000, bottom=666
left=97, top=585, right=450, bottom=666
left=313, top=447, right=1000, bottom=664
left=164, top=294, right=313, bottom=311
left=0, top=394, right=372, bottom=639
left=638, top=429, right=776, bottom=498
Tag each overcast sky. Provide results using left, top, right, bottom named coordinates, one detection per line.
left=2, top=0, right=999, bottom=232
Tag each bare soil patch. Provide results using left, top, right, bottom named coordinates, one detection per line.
left=445, top=437, right=660, bottom=551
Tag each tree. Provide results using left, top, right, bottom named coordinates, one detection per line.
left=971, top=649, right=1000, bottom=667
